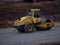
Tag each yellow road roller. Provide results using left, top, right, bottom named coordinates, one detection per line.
left=13, top=9, right=54, bottom=33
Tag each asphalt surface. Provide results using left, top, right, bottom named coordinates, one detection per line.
left=0, top=22, right=60, bottom=45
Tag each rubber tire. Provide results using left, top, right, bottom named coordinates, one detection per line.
left=24, top=23, right=35, bottom=33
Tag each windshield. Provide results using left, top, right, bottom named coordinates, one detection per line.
left=27, top=10, right=32, bottom=16
left=34, top=11, right=40, bottom=18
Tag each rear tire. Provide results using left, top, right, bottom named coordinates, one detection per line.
left=24, top=23, right=35, bottom=33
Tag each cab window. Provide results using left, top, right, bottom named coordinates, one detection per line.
left=27, top=10, right=32, bottom=16
left=34, top=11, right=40, bottom=18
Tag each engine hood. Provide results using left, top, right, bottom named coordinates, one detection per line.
left=13, top=16, right=33, bottom=26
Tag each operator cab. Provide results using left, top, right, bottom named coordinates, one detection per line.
left=27, top=9, right=41, bottom=23
left=27, top=9, right=40, bottom=18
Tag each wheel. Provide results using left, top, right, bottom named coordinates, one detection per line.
left=24, top=23, right=35, bottom=33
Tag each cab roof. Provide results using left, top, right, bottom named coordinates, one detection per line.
left=31, top=9, right=40, bottom=11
